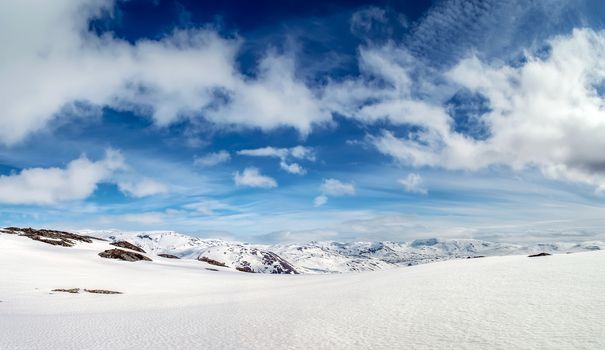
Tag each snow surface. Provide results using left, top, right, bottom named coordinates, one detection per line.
left=82, top=229, right=605, bottom=274
left=1, top=233, right=604, bottom=349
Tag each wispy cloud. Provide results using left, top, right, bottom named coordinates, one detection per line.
left=237, top=146, right=314, bottom=175
left=320, top=179, right=356, bottom=196
left=398, top=173, right=427, bottom=194
left=118, top=178, right=169, bottom=198
left=194, top=151, right=231, bottom=167
left=234, top=167, right=277, bottom=188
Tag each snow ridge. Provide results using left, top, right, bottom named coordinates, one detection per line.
left=81, top=230, right=605, bottom=274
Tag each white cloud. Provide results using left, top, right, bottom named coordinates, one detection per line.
left=121, top=212, right=166, bottom=225
left=290, top=145, right=316, bottom=161
left=117, top=178, right=168, bottom=198
left=280, top=161, right=306, bottom=175
left=237, top=146, right=289, bottom=159
left=234, top=167, right=277, bottom=188
left=313, top=195, right=328, bottom=207
left=183, top=200, right=232, bottom=216
left=194, top=150, right=231, bottom=167
left=320, top=179, right=356, bottom=196
left=0, top=1, right=330, bottom=145
left=398, top=173, right=428, bottom=194
left=238, top=146, right=314, bottom=175
left=0, top=149, right=124, bottom=205
left=330, top=27, right=605, bottom=191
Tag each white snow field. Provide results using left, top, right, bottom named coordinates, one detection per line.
left=1, top=233, right=604, bottom=350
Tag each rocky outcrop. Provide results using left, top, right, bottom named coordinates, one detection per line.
left=1, top=227, right=103, bottom=247
left=198, top=256, right=227, bottom=267
left=51, top=288, right=121, bottom=294
left=261, top=251, right=298, bottom=274
left=110, top=241, right=146, bottom=253
left=52, top=288, right=80, bottom=293
left=158, top=253, right=180, bottom=259
left=84, top=289, right=122, bottom=294
left=99, top=248, right=152, bottom=262
left=236, top=266, right=255, bottom=273
left=528, top=252, right=552, bottom=257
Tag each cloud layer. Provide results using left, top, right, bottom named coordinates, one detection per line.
left=0, top=149, right=124, bottom=205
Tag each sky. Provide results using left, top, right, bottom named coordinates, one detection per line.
left=3, top=0, right=605, bottom=243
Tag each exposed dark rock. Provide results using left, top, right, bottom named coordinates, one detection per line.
left=158, top=253, right=180, bottom=259
left=52, top=288, right=80, bottom=293
left=198, top=256, right=227, bottom=267
left=1, top=227, right=104, bottom=247
left=110, top=241, right=146, bottom=253
left=84, top=289, right=122, bottom=294
left=467, top=255, right=485, bottom=259
left=99, top=248, right=152, bottom=262
left=261, top=251, right=299, bottom=274
left=528, top=252, right=552, bottom=257
left=205, top=268, right=219, bottom=272
left=236, top=266, right=255, bottom=273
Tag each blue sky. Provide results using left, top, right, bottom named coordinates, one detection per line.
left=3, top=0, right=605, bottom=243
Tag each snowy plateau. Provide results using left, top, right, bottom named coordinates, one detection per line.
left=0, top=227, right=604, bottom=349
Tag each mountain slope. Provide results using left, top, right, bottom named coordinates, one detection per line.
left=83, top=229, right=605, bottom=274
left=1, top=232, right=603, bottom=350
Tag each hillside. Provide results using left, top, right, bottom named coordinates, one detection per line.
left=0, top=231, right=603, bottom=349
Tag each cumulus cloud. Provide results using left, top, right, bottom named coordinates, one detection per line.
left=320, top=179, right=356, bottom=196
left=313, top=194, right=328, bottom=207
left=194, top=150, right=231, bottom=167
left=0, top=1, right=329, bottom=145
left=234, top=167, right=277, bottom=188
left=0, top=149, right=124, bottom=205
left=117, top=178, right=168, bottom=198
left=237, top=146, right=314, bottom=174
left=279, top=161, right=305, bottom=175
left=335, top=27, right=605, bottom=191
left=398, top=173, right=428, bottom=194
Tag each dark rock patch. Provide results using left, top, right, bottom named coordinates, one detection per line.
left=84, top=289, right=122, bottom=294
left=236, top=266, right=255, bottom=273
left=198, top=256, right=227, bottom=267
left=205, top=268, right=219, bottom=272
left=99, top=248, right=152, bottom=262
left=110, top=241, right=146, bottom=253
left=52, top=288, right=80, bottom=293
left=158, top=253, right=180, bottom=259
left=528, top=252, right=552, bottom=257
left=2, top=227, right=104, bottom=247
left=261, top=251, right=299, bottom=274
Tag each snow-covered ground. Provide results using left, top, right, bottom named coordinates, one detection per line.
left=83, top=229, right=605, bottom=273
left=1, top=233, right=604, bottom=349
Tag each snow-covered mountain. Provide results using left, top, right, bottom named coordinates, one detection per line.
left=2, top=230, right=604, bottom=350
left=81, top=229, right=605, bottom=274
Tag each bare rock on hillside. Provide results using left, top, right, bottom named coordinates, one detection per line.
left=99, top=248, right=152, bottom=262
left=1, top=227, right=103, bottom=247
left=84, top=289, right=122, bottom=294
left=110, top=241, right=146, bottom=253
left=198, top=256, right=227, bottom=267
left=528, top=252, right=552, bottom=257
left=52, top=288, right=80, bottom=293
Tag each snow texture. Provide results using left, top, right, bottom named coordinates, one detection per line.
left=0, top=233, right=604, bottom=349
